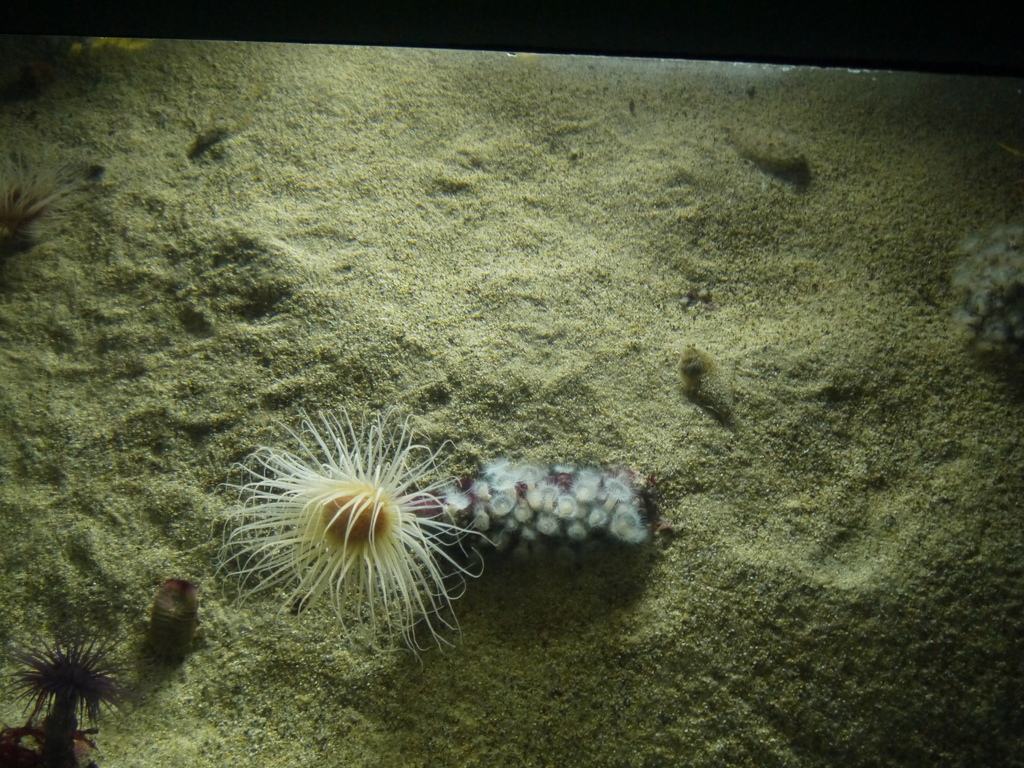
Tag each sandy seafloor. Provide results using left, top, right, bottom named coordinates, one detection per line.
left=1, top=36, right=1023, bottom=767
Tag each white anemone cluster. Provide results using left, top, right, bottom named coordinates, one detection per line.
left=441, top=459, right=650, bottom=555
left=954, top=224, right=1024, bottom=354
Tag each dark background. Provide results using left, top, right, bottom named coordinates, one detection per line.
left=1, top=0, right=1022, bottom=75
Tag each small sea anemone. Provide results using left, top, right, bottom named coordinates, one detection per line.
left=219, top=409, right=476, bottom=652
left=0, top=155, right=75, bottom=254
left=9, top=638, right=125, bottom=724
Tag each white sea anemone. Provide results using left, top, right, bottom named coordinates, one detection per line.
left=219, top=409, right=475, bottom=652
left=0, top=154, right=76, bottom=251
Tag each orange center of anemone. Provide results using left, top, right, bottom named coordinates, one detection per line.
left=319, top=490, right=395, bottom=548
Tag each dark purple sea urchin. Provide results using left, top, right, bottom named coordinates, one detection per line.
left=9, top=638, right=125, bottom=724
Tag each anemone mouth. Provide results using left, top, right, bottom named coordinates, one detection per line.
left=315, top=484, right=396, bottom=549
left=219, top=409, right=476, bottom=652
